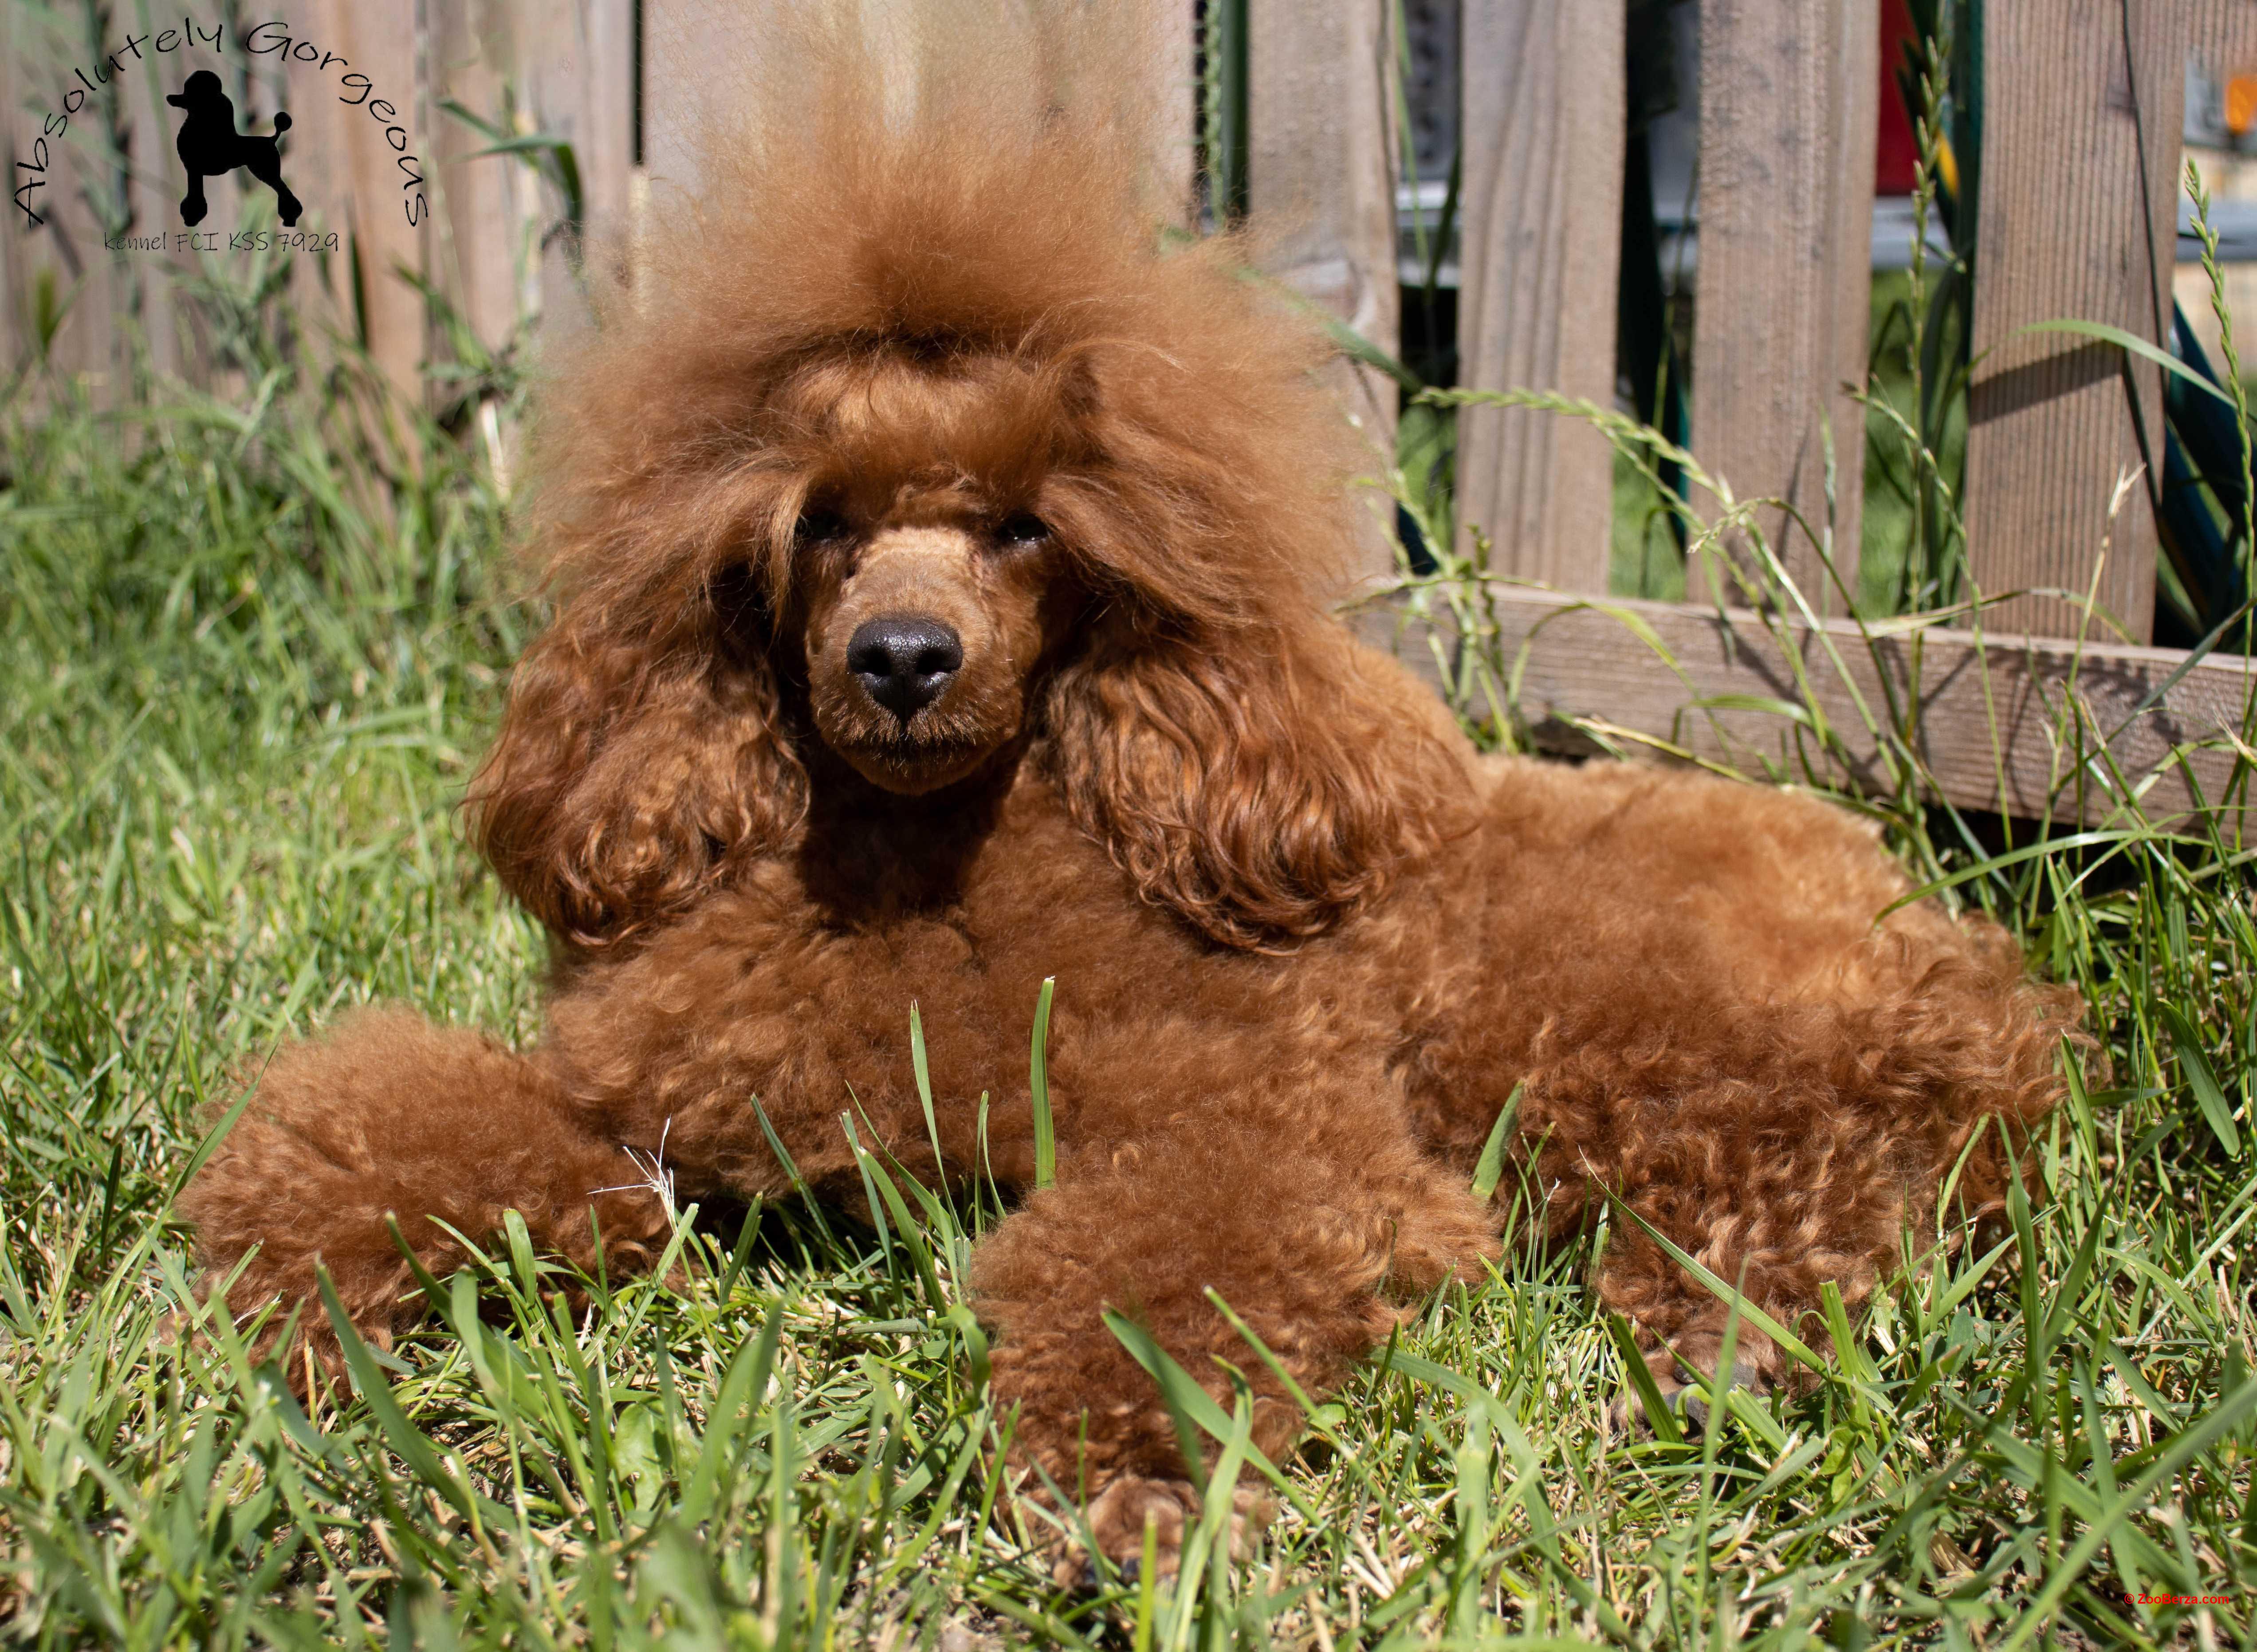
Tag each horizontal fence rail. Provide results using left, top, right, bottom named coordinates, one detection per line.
left=1385, top=582, right=2257, bottom=831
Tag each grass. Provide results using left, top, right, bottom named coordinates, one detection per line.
left=3, top=327, right=2257, bottom=1648
left=6, top=0, right=2253, bottom=1634
left=1607, top=271, right=1970, bottom=614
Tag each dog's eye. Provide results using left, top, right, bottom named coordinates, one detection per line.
left=794, top=507, right=849, bottom=544
left=996, top=511, right=1051, bottom=546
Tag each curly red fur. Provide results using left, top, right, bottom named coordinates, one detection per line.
left=1046, top=615, right=1471, bottom=947
left=472, top=620, right=807, bottom=948
left=179, top=1, right=2090, bottom=1581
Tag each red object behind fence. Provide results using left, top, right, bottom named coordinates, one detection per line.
left=1877, top=0, right=1923, bottom=194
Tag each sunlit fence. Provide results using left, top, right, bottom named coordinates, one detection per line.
left=7, top=0, right=2257, bottom=834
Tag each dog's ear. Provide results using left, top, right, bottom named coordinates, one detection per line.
left=465, top=590, right=804, bottom=951
left=1046, top=614, right=1472, bottom=949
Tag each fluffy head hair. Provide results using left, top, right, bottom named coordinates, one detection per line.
left=467, top=0, right=1470, bottom=952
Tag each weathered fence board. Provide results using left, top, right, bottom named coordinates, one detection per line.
left=1392, top=585, right=2257, bottom=830
left=7, top=0, right=2256, bottom=833
left=1691, top=0, right=1877, bottom=609
left=1964, top=0, right=2182, bottom=643
left=275, top=0, right=425, bottom=408
left=2189, top=0, right=2257, bottom=81
left=520, top=0, right=637, bottom=323
left=1, top=0, right=595, bottom=410
left=1249, top=0, right=1403, bottom=587
left=1453, top=0, right=1625, bottom=592
left=639, top=2, right=1194, bottom=248
left=638, top=0, right=735, bottom=218
left=118, top=39, right=181, bottom=384
left=432, top=0, right=523, bottom=360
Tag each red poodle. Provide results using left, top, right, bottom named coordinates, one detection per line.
left=181, top=6, right=2080, bottom=1578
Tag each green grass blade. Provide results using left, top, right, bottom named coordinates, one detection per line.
left=1469, top=1082, right=1522, bottom=1203
left=1029, top=977, right=1056, bottom=1191
left=1602, top=1311, right=1683, bottom=1445
left=2160, top=1001, right=2245, bottom=1154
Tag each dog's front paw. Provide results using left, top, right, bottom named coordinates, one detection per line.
left=1050, top=1475, right=1272, bottom=1589
left=1607, top=1359, right=1767, bottom=1437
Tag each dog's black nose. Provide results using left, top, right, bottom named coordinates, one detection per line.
left=847, top=616, right=963, bottom=719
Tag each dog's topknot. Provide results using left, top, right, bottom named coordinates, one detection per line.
left=526, top=0, right=1376, bottom=628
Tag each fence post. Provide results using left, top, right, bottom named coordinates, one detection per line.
left=1150, top=5, right=1197, bottom=224
left=292, top=0, right=431, bottom=412
left=419, top=0, right=633, bottom=356
left=520, top=0, right=639, bottom=326
left=1962, top=0, right=2183, bottom=643
left=1455, top=0, right=1626, bottom=593
left=429, top=1, right=529, bottom=359
left=641, top=4, right=1195, bottom=256
left=1, top=0, right=135, bottom=403
left=1248, top=0, right=1404, bottom=587
left=1691, top=0, right=1878, bottom=613
left=2190, top=0, right=2257, bottom=78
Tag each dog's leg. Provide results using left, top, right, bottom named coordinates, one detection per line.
left=1417, top=770, right=2081, bottom=1435
left=1568, top=949, right=2075, bottom=1435
left=969, top=1111, right=1497, bottom=1584
left=1596, top=1200, right=1798, bottom=1436
left=245, top=149, right=301, bottom=227
left=180, top=1006, right=676, bottom=1378
left=1561, top=1052, right=1901, bottom=1433
left=180, top=173, right=208, bottom=227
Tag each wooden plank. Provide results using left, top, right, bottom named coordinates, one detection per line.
left=4, top=1, right=130, bottom=404
left=429, top=0, right=527, bottom=361
left=1963, top=0, right=2183, bottom=644
left=299, top=0, right=429, bottom=410
left=425, top=0, right=638, bottom=365
left=266, top=5, right=363, bottom=382
left=2, top=0, right=44, bottom=387
left=1146, top=0, right=1198, bottom=226
left=49, top=71, right=130, bottom=404
left=1454, top=0, right=1626, bottom=593
left=1248, top=0, right=1403, bottom=589
left=2188, top=0, right=2257, bottom=78
left=635, top=0, right=735, bottom=217
left=520, top=0, right=637, bottom=325
left=115, top=32, right=181, bottom=388
left=1691, top=0, right=1878, bottom=611
left=1383, top=584, right=2257, bottom=828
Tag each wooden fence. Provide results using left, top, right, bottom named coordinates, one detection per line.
left=5, top=0, right=2256, bottom=828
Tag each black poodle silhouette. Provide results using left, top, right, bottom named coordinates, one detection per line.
left=166, top=70, right=302, bottom=228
